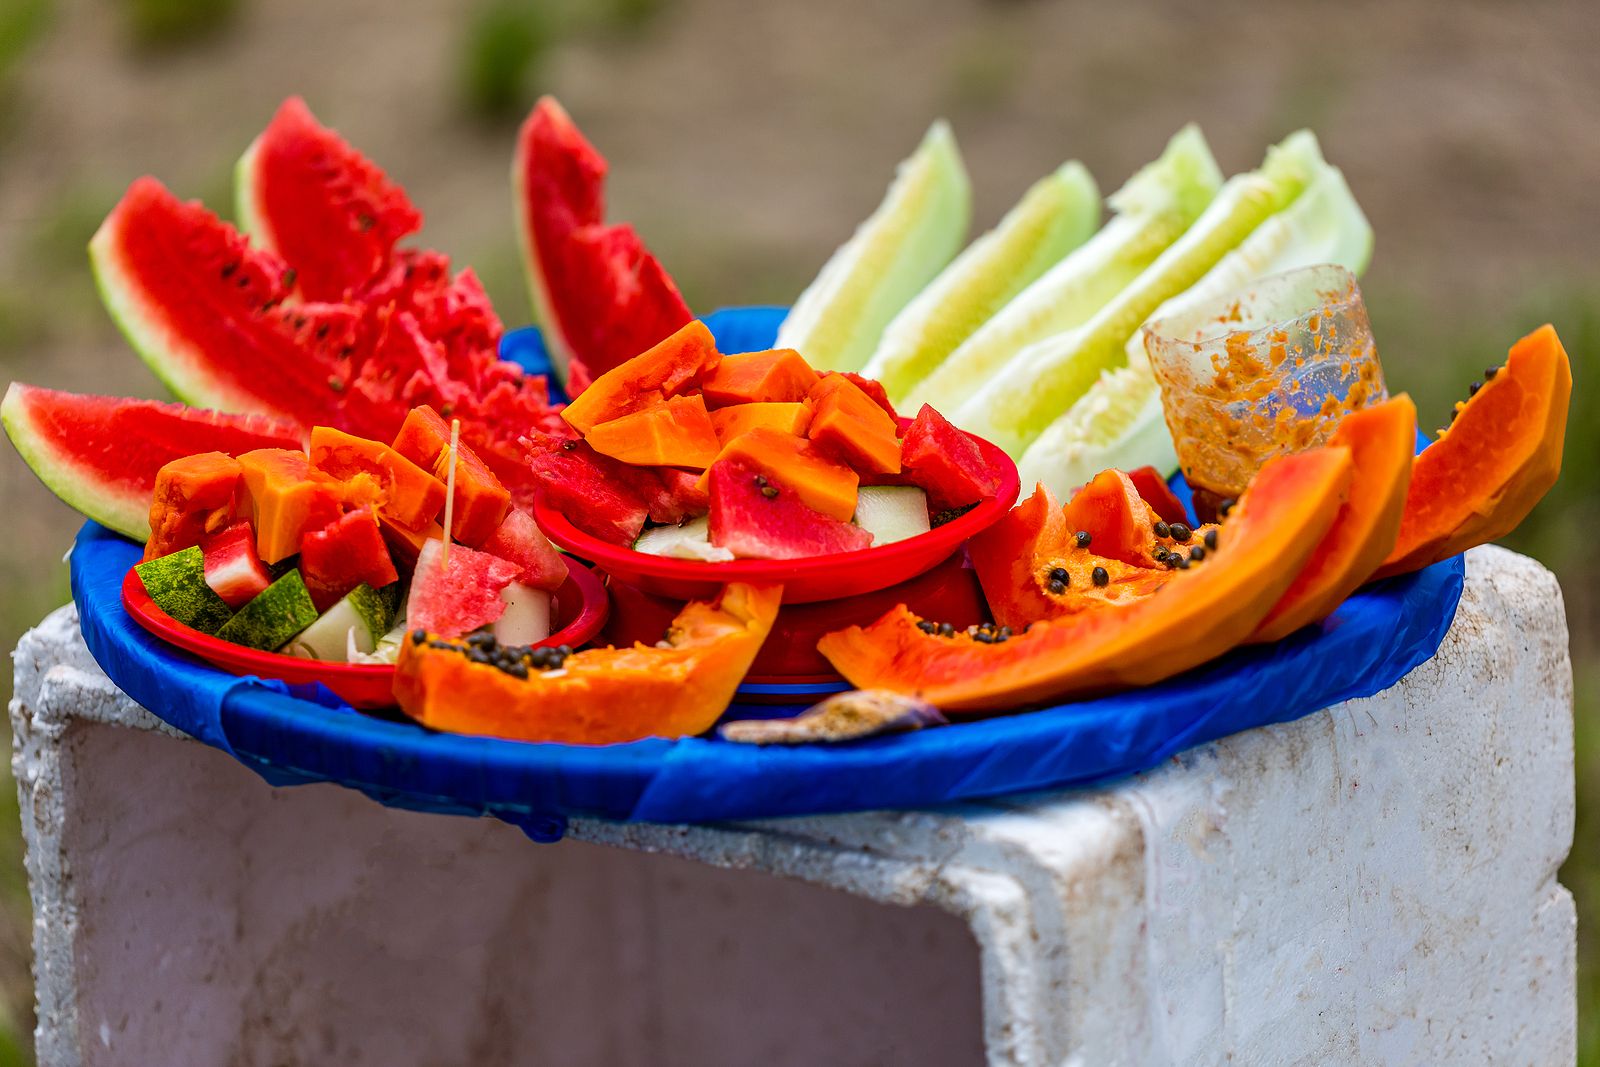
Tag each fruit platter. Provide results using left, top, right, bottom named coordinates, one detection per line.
left=6, top=96, right=1571, bottom=830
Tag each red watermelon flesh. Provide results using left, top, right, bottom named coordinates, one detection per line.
left=0, top=383, right=303, bottom=541
left=201, top=522, right=273, bottom=609
left=481, top=507, right=568, bottom=592
left=236, top=96, right=422, bottom=303
left=300, top=507, right=400, bottom=612
left=649, top=468, right=710, bottom=525
left=900, top=404, right=1003, bottom=511
left=514, top=96, right=691, bottom=391
left=523, top=429, right=654, bottom=544
left=408, top=539, right=521, bottom=637
left=707, top=460, right=872, bottom=560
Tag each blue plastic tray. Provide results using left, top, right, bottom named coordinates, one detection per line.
left=69, top=307, right=1465, bottom=839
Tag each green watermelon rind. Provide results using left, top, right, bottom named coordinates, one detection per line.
left=231, top=136, right=274, bottom=250
left=135, top=546, right=236, bottom=634
left=215, top=569, right=319, bottom=651
left=1, top=384, right=149, bottom=539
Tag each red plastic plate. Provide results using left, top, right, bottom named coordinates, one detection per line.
left=534, top=425, right=1020, bottom=603
left=121, top=561, right=610, bottom=709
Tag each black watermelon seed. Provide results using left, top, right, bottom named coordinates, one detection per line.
left=1048, top=579, right=1067, bottom=595
left=1153, top=521, right=1170, bottom=539
left=754, top=474, right=768, bottom=486
left=761, top=486, right=780, bottom=499
left=1074, top=530, right=1091, bottom=548
left=561, top=439, right=579, bottom=451
left=1091, top=566, right=1109, bottom=587
left=1204, top=529, right=1218, bottom=550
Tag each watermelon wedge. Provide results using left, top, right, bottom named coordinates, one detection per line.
left=1, top=383, right=303, bottom=540
left=707, top=460, right=872, bottom=560
left=235, top=97, right=423, bottom=302
left=408, top=539, right=521, bottom=638
left=513, top=96, right=692, bottom=392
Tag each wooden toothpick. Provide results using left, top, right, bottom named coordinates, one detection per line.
left=440, top=418, right=461, bottom=569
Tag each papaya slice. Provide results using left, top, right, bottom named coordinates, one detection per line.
left=392, top=405, right=511, bottom=547
left=560, top=320, right=720, bottom=434
left=309, top=425, right=447, bottom=532
left=1251, top=395, right=1416, bottom=642
left=236, top=449, right=344, bottom=564
left=1060, top=469, right=1165, bottom=567
left=819, top=445, right=1353, bottom=712
left=585, top=393, right=720, bottom=469
left=699, top=348, right=818, bottom=408
left=395, top=583, right=782, bottom=744
left=807, top=373, right=903, bottom=476
left=695, top=427, right=858, bottom=522
left=1127, top=466, right=1188, bottom=526
left=379, top=514, right=443, bottom=569
left=708, top=402, right=813, bottom=444
left=1376, top=325, right=1571, bottom=578
left=144, top=452, right=245, bottom=562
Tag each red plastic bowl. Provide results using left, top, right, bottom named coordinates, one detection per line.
left=121, top=561, right=610, bottom=710
left=533, top=425, right=1020, bottom=604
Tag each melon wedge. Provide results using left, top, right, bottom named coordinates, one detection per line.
left=1015, top=365, right=1178, bottom=501
left=776, top=121, right=971, bottom=373
left=1, top=383, right=303, bottom=540
left=860, top=161, right=1100, bottom=402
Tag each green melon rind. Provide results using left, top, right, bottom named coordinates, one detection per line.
left=88, top=205, right=287, bottom=420
left=1, top=384, right=150, bottom=540
left=136, top=546, right=235, bottom=634
left=231, top=136, right=275, bottom=249
left=776, top=120, right=972, bottom=373
left=216, top=569, right=318, bottom=651
left=860, top=161, right=1100, bottom=403
left=511, top=133, right=577, bottom=387
left=953, top=130, right=1326, bottom=456
left=905, top=125, right=1222, bottom=413
left=1015, top=364, right=1178, bottom=500
left=281, top=582, right=390, bottom=661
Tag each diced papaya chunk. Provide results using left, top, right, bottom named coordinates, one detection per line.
left=380, top=514, right=444, bottom=569
left=695, top=427, right=858, bottom=521
left=585, top=394, right=721, bottom=469
left=392, top=406, right=511, bottom=547
left=561, top=320, right=721, bottom=434
left=310, top=426, right=448, bottom=532
left=145, top=452, right=245, bottom=562
left=708, top=402, right=813, bottom=445
left=236, top=449, right=345, bottom=564
left=807, top=373, right=902, bottom=475
left=300, top=507, right=400, bottom=612
left=699, top=348, right=819, bottom=408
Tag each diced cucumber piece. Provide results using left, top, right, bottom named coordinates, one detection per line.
left=633, top=516, right=735, bottom=562
left=494, top=582, right=553, bottom=647
left=281, top=583, right=392, bottom=662
left=216, top=570, right=318, bottom=651
left=135, top=545, right=234, bottom=634
left=852, top=486, right=931, bottom=546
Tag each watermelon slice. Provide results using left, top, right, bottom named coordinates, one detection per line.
left=1, top=384, right=303, bottom=541
left=200, top=522, right=273, bottom=609
left=300, top=507, right=401, bottom=613
left=480, top=507, right=568, bottom=592
left=899, top=404, right=1002, bottom=511
left=408, top=539, right=521, bottom=638
left=524, top=430, right=656, bottom=544
left=135, top=545, right=235, bottom=634
left=513, top=96, right=692, bottom=391
left=235, top=97, right=422, bottom=302
left=707, top=460, right=872, bottom=560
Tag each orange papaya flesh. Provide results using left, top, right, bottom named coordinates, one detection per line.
left=1376, top=324, right=1571, bottom=578
left=236, top=449, right=344, bottom=564
left=819, top=446, right=1353, bottom=712
left=841, top=373, right=898, bottom=421
left=708, top=402, right=812, bottom=444
left=392, top=405, right=511, bottom=547
left=585, top=393, right=721, bottom=469
left=1060, top=469, right=1167, bottom=567
left=560, top=320, right=721, bottom=434
left=309, top=425, right=447, bottom=532
left=698, top=347, right=818, bottom=408
left=1128, top=466, right=1189, bottom=526
left=395, top=582, right=782, bottom=744
left=806, top=373, right=903, bottom=476
left=300, top=507, right=400, bottom=612
left=144, top=452, right=247, bottom=562
left=379, top=514, right=444, bottom=569
left=694, top=427, right=858, bottom=522
left=1251, top=395, right=1416, bottom=642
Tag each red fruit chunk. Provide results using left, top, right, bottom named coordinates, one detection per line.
left=300, top=507, right=400, bottom=612
left=392, top=405, right=511, bottom=547
left=200, top=522, right=273, bottom=609
left=647, top=467, right=710, bottom=525
left=1127, top=466, right=1188, bottom=526
left=899, top=404, right=1002, bottom=511
left=408, top=539, right=521, bottom=638
left=707, top=460, right=872, bottom=560
left=144, top=452, right=245, bottom=562
left=481, top=508, right=568, bottom=592
left=524, top=430, right=653, bottom=544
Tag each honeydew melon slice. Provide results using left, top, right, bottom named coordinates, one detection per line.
left=906, top=125, right=1222, bottom=413
left=852, top=486, right=931, bottom=545
left=860, top=162, right=1100, bottom=402
left=776, top=121, right=971, bottom=373
left=282, top=582, right=392, bottom=661
left=216, top=570, right=318, bottom=651
left=135, top=546, right=235, bottom=634
left=1015, top=365, right=1177, bottom=501
left=633, top=516, right=735, bottom=562
left=493, top=582, right=553, bottom=647
left=953, top=131, right=1326, bottom=456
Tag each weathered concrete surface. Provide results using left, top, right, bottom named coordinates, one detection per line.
left=11, top=546, right=1576, bottom=1066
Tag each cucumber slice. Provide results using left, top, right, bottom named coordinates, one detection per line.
left=135, top=545, right=234, bottom=634
left=860, top=161, right=1100, bottom=402
left=216, top=570, right=318, bottom=651
left=493, top=582, right=553, bottom=647
left=907, top=125, right=1222, bottom=412
left=953, top=130, right=1326, bottom=456
left=776, top=121, right=971, bottom=372
left=633, top=516, right=735, bottom=562
left=1016, top=364, right=1178, bottom=500
left=852, top=486, right=931, bottom=546
left=281, top=582, right=392, bottom=662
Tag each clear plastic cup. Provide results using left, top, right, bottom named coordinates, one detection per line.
left=1142, top=264, right=1387, bottom=522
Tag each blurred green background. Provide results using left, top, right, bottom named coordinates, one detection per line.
left=0, top=0, right=1594, bottom=1061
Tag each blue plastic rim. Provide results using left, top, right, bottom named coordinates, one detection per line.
left=68, top=306, right=1467, bottom=835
